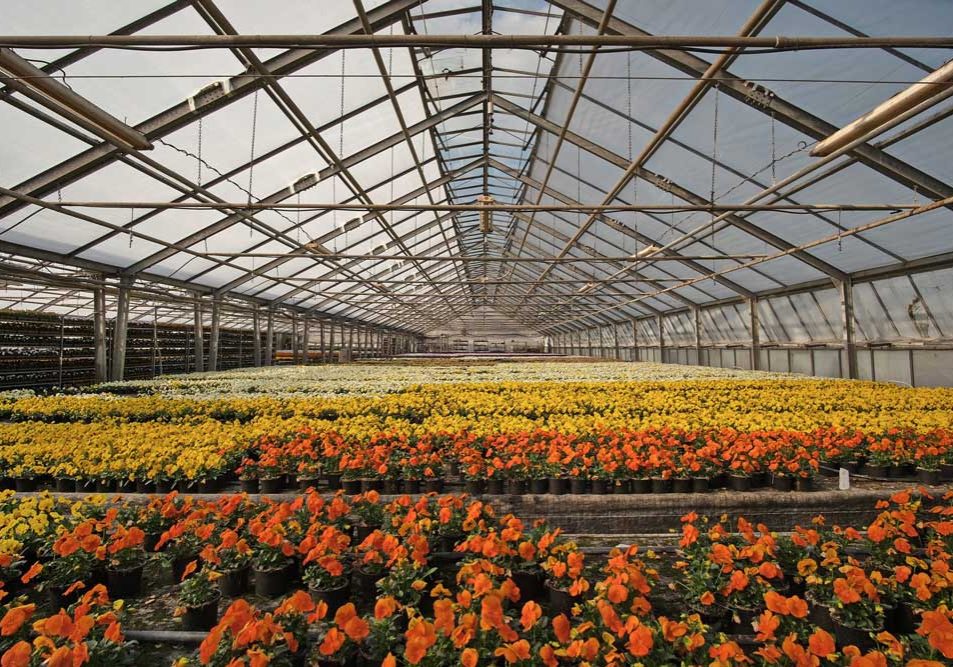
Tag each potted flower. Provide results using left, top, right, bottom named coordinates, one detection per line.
left=251, top=528, right=297, bottom=598
left=177, top=561, right=222, bottom=631
left=541, top=545, right=589, bottom=616
left=105, top=525, right=147, bottom=598
left=202, top=529, right=252, bottom=598
left=302, top=554, right=349, bottom=615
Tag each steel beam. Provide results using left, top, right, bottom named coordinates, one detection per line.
left=93, top=285, right=108, bottom=382
left=0, top=0, right=424, bottom=221
left=110, top=277, right=131, bottom=381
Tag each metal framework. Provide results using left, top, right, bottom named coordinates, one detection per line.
left=0, top=0, right=952, bottom=382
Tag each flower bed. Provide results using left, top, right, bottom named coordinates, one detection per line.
left=0, top=490, right=951, bottom=665
left=1, top=378, right=952, bottom=487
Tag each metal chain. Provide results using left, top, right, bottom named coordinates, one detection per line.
left=196, top=116, right=203, bottom=186
left=837, top=209, right=843, bottom=252
left=247, top=90, right=259, bottom=237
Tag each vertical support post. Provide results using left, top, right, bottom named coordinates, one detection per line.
left=252, top=308, right=262, bottom=367
left=613, top=325, right=620, bottom=360
left=347, top=326, right=354, bottom=361
left=151, top=307, right=158, bottom=378
left=749, top=297, right=761, bottom=371
left=155, top=306, right=163, bottom=376
left=58, top=316, right=65, bottom=386
left=110, top=277, right=131, bottom=381
left=318, top=320, right=326, bottom=363
left=193, top=296, right=204, bottom=373
left=838, top=279, right=858, bottom=379
left=302, top=318, right=310, bottom=365
left=632, top=318, right=640, bottom=362
left=657, top=314, right=665, bottom=363
left=93, top=284, right=108, bottom=382
left=290, top=314, right=299, bottom=365
left=265, top=309, right=274, bottom=366
left=694, top=308, right=703, bottom=367
left=209, top=299, right=221, bottom=372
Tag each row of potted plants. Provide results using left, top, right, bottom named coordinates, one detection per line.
left=235, top=427, right=953, bottom=494
left=1, top=489, right=952, bottom=664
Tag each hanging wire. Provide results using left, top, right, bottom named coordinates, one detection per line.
left=837, top=209, right=843, bottom=252
left=710, top=85, right=720, bottom=283
left=769, top=110, right=777, bottom=186
left=196, top=116, right=203, bottom=186
left=128, top=208, right=134, bottom=248
left=246, top=90, right=260, bottom=237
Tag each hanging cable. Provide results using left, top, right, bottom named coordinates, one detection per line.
left=710, top=85, right=720, bottom=282
left=247, top=89, right=259, bottom=237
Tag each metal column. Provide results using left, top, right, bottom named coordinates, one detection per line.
left=209, top=299, right=221, bottom=372
left=657, top=314, right=665, bottom=363
left=265, top=309, right=274, bottom=366
left=302, top=318, right=310, bottom=365
left=694, top=308, right=703, bottom=367
left=252, top=307, right=262, bottom=367
left=838, top=279, right=858, bottom=379
left=109, top=277, right=131, bottom=381
left=632, top=318, right=640, bottom=362
left=93, top=285, right=107, bottom=382
left=749, top=297, right=761, bottom=371
left=290, top=314, right=299, bottom=365
left=193, top=296, right=204, bottom=372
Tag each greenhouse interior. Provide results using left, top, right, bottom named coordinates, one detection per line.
left=0, top=1, right=952, bottom=665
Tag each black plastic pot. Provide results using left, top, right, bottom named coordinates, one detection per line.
left=298, top=477, right=321, bottom=492
left=95, top=480, right=114, bottom=493
left=512, top=568, right=545, bottom=603
left=529, top=479, right=548, bottom=495
left=546, top=581, right=574, bottom=617
left=505, top=479, right=526, bottom=495
left=259, top=477, right=285, bottom=494
left=569, top=478, right=588, bottom=495
left=239, top=478, right=258, bottom=493
left=631, top=478, right=652, bottom=494
left=917, top=468, right=941, bottom=485
left=831, top=614, right=877, bottom=653
left=671, top=478, right=692, bottom=494
left=352, top=567, right=381, bottom=598
left=752, top=471, right=770, bottom=488
left=795, top=476, right=815, bottom=492
left=353, top=523, right=375, bottom=544
left=546, top=478, right=567, bottom=495
left=218, top=566, right=250, bottom=597
left=806, top=593, right=834, bottom=631
left=325, top=473, right=342, bottom=490
left=464, top=479, right=486, bottom=495
left=357, top=478, right=378, bottom=493
left=341, top=479, right=361, bottom=495
left=106, top=563, right=144, bottom=598
left=728, top=475, right=751, bottom=492
left=887, top=465, right=906, bottom=479
left=46, top=584, right=81, bottom=610
left=143, top=532, right=162, bottom=553
left=198, top=479, right=221, bottom=494
left=691, top=477, right=710, bottom=493
left=382, top=478, right=401, bottom=495
left=772, top=475, right=794, bottom=492
left=711, top=472, right=728, bottom=489
left=940, top=462, right=953, bottom=481
left=310, top=581, right=350, bottom=615
left=171, top=554, right=200, bottom=584
left=590, top=479, right=609, bottom=495
left=55, top=478, right=75, bottom=492
left=14, top=478, right=37, bottom=492
left=424, top=478, right=444, bottom=494
left=401, top=479, right=421, bottom=494
left=650, top=477, right=671, bottom=494
left=155, top=480, right=173, bottom=494
left=254, top=565, right=293, bottom=598
left=886, top=602, right=917, bottom=635
left=486, top=479, right=504, bottom=495
left=863, top=464, right=888, bottom=478
left=182, top=596, right=220, bottom=631
left=117, top=480, right=137, bottom=494
left=612, top=480, right=630, bottom=494
left=135, top=480, right=157, bottom=494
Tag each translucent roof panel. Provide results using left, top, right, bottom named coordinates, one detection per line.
left=0, top=0, right=951, bottom=336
